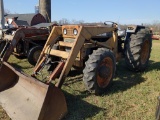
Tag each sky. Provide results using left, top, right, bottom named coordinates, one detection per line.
left=3, top=0, right=160, bottom=25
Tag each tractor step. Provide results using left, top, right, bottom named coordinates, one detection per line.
left=59, top=41, right=73, bottom=47
left=44, top=48, right=69, bottom=59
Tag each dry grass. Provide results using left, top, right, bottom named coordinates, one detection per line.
left=0, top=40, right=160, bottom=120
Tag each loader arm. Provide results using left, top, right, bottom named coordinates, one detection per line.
left=1, top=29, right=24, bottom=61
left=34, top=26, right=62, bottom=73
left=57, top=25, right=118, bottom=87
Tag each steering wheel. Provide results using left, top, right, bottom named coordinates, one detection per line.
left=104, top=21, right=117, bottom=27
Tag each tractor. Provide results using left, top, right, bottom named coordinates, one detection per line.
left=32, top=21, right=152, bottom=94
left=0, top=26, right=50, bottom=65
left=0, top=21, right=152, bottom=120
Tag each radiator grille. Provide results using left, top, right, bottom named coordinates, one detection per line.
left=67, top=29, right=74, bottom=36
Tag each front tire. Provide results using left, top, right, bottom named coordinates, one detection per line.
left=28, top=46, right=43, bottom=66
left=83, top=48, right=116, bottom=95
left=125, top=28, right=152, bottom=71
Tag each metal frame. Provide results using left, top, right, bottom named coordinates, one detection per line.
left=33, top=24, right=119, bottom=88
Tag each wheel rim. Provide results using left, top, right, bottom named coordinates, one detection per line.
left=140, top=40, right=150, bottom=64
left=33, top=50, right=41, bottom=63
left=97, top=57, right=113, bottom=88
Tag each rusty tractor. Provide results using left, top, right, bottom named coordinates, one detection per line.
left=32, top=22, right=152, bottom=94
left=0, top=27, right=49, bottom=65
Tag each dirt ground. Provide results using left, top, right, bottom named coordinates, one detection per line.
left=0, top=106, right=10, bottom=120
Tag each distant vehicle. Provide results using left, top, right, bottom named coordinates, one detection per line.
left=152, top=35, right=160, bottom=40
left=0, top=26, right=49, bottom=65
left=0, top=23, right=58, bottom=65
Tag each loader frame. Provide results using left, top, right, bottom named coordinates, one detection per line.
left=32, top=24, right=119, bottom=88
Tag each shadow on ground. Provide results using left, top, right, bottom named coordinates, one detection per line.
left=6, top=59, right=160, bottom=119
left=101, top=60, right=160, bottom=94
left=65, top=60, right=160, bottom=95
left=63, top=91, right=103, bottom=120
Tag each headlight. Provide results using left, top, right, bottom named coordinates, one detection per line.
left=63, top=28, right=67, bottom=35
left=73, top=28, right=78, bottom=35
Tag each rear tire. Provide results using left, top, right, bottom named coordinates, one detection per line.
left=83, top=48, right=116, bottom=95
left=125, top=28, right=152, bottom=71
left=14, top=42, right=26, bottom=59
left=28, top=46, right=43, bottom=66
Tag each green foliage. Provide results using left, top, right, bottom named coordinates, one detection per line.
left=1, top=40, right=160, bottom=120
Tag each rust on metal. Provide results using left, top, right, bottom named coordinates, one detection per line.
left=0, top=62, right=67, bottom=120
left=2, top=28, right=49, bottom=62
left=48, top=62, right=65, bottom=83
left=140, top=39, right=150, bottom=64
left=97, top=57, right=113, bottom=88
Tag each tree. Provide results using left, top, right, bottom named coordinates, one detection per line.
left=58, top=18, right=69, bottom=25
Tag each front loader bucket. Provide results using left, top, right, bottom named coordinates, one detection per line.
left=0, top=62, right=67, bottom=120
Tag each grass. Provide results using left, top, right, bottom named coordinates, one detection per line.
left=1, top=40, right=160, bottom=120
